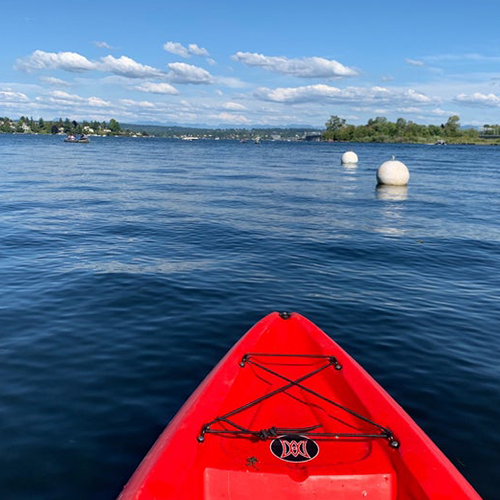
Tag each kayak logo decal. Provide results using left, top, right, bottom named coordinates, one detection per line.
left=270, top=434, right=319, bottom=462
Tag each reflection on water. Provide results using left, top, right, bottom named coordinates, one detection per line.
left=376, top=185, right=408, bottom=201
left=342, top=162, right=357, bottom=170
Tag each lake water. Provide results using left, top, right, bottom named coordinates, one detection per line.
left=0, top=134, right=499, bottom=499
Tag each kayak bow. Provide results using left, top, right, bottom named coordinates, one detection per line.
left=118, top=312, right=480, bottom=499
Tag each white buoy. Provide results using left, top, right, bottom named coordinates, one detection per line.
left=376, top=156, right=409, bottom=186
left=341, top=151, right=358, bottom=164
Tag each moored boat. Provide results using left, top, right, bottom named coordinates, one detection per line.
left=118, top=312, right=480, bottom=499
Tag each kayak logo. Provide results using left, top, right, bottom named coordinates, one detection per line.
left=270, top=434, right=319, bottom=463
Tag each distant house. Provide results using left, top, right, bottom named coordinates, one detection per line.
left=304, top=132, right=322, bottom=142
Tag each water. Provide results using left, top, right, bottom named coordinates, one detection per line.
left=1, top=134, right=499, bottom=499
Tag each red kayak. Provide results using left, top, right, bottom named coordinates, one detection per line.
left=118, top=312, right=480, bottom=499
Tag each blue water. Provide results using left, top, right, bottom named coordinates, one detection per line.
left=1, top=134, right=499, bottom=499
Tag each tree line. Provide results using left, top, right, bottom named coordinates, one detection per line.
left=323, top=115, right=492, bottom=143
left=0, top=116, right=131, bottom=136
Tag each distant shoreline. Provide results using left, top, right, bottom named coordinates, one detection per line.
left=2, top=132, right=500, bottom=146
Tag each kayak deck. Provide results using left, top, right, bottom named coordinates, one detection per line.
left=118, top=312, right=480, bottom=499
left=199, top=353, right=398, bottom=498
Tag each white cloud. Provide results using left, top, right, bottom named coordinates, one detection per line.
left=397, top=107, right=422, bottom=114
left=425, top=53, right=500, bottom=63
left=455, top=92, right=500, bottom=107
left=15, top=50, right=164, bottom=79
left=210, top=112, right=250, bottom=124
left=222, top=101, right=247, bottom=111
left=163, top=41, right=210, bottom=58
left=254, top=84, right=436, bottom=106
left=39, top=90, right=111, bottom=108
left=16, top=50, right=96, bottom=72
left=163, top=42, right=190, bottom=58
left=94, top=41, right=112, bottom=49
left=39, top=76, right=71, bottom=86
left=232, top=52, right=358, bottom=78
left=46, top=90, right=78, bottom=101
left=216, top=76, right=248, bottom=88
left=87, top=96, right=111, bottom=107
left=166, top=62, right=214, bottom=84
left=430, top=108, right=459, bottom=116
left=0, top=90, right=29, bottom=102
left=188, top=44, right=209, bottom=57
left=254, top=84, right=342, bottom=103
left=404, top=88, right=433, bottom=103
left=98, top=55, right=163, bottom=78
left=135, top=81, right=179, bottom=94
left=406, top=58, right=425, bottom=67
left=119, top=99, right=156, bottom=108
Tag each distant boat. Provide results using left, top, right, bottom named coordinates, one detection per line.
left=64, top=135, right=90, bottom=143
left=254, top=137, right=261, bottom=144
left=434, top=139, right=447, bottom=145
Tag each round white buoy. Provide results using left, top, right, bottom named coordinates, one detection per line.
left=341, top=151, right=358, bottom=164
left=376, top=156, right=409, bottom=186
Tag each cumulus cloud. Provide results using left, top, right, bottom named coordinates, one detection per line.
left=87, top=96, right=111, bottom=107
left=232, top=52, right=358, bottom=78
left=163, top=41, right=210, bottom=58
left=163, top=42, right=190, bottom=58
left=425, top=53, right=500, bottom=63
left=40, top=90, right=111, bottom=107
left=430, top=108, right=459, bottom=116
left=210, top=112, right=250, bottom=124
left=254, top=84, right=342, bottom=103
left=94, top=41, right=112, bottom=49
left=406, top=58, right=425, bottom=67
left=119, top=99, right=156, bottom=108
left=16, top=50, right=96, bottom=72
left=166, top=62, right=214, bottom=84
left=135, top=82, right=179, bottom=94
left=15, top=50, right=164, bottom=79
left=40, top=76, right=71, bottom=86
left=254, top=84, right=435, bottom=106
left=216, top=76, right=248, bottom=88
left=222, top=101, right=247, bottom=111
left=0, top=90, right=29, bottom=102
left=98, top=55, right=163, bottom=78
left=188, top=44, right=209, bottom=57
left=403, top=88, right=433, bottom=103
left=455, top=92, right=500, bottom=107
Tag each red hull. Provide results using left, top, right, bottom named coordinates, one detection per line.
left=118, top=312, right=480, bottom=499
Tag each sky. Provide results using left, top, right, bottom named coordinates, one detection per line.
left=2, top=0, right=500, bottom=128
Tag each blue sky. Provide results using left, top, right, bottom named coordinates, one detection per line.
left=2, top=0, right=500, bottom=128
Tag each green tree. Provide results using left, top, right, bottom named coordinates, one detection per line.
left=108, top=118, right=121, bottom=133
left=443, top=115, right=460, bottom=136
left=324, top=115, right=346, bottom=141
